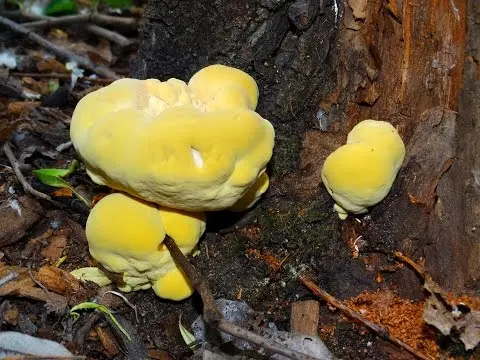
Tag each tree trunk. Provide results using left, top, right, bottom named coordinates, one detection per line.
left=132, top=0, right=479, bottom=297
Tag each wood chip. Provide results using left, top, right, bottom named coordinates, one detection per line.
left=40, top=231, right=67, bottom=264
left=95, top=326, right=119, bottom=358
left=34, top=265, right=88, bottom=304
left=290, top=300, right=320, bottom=336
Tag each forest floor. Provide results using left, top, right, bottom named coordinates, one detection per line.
left=0, top=4, right=479, bottom=360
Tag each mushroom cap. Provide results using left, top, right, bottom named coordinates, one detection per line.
left=321, top=120, right=405, bottom=219
left=229, top=171, right=270, bottom=212
left=346, top=119, right=405, bottom=171
left=85, top=192, right=205, bottom=300
left=70, top=65, right=275, bottom=211
left=152, top=267, right=193, bottom=301
left=188, top=64, right=259, bottom=111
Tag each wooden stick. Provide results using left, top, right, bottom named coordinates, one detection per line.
left=3, top=142, right=52, bottom=202
left=9, top=72, right=115, bottom=84
left=84, top=24, right=135, bottom=48
left=392, top=252, right=426, bottom=280
left=163, top=236, right=323, bottom=360
left=21, top=13, right=137, bottom=28
left=14, top=12, right=135, bottom=47
left=298, top=275, right=432, bottom=360
left=0, top=16, right=120, bottom=79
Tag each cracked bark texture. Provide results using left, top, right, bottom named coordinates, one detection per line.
left=132, top=0, right=479, bottom=296
left=132, top=0, right=339, bottom=178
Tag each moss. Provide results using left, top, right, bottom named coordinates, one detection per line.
left=270, top=134, right=300, bottom=178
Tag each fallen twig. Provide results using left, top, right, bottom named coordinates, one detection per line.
left=0, top=16, right=120, bottom=79
left=10, top=72, right=115, bottom=84
left=163, top=236, right=321, bottom=360
left=2, top=356, right=86, bottom=360
left=392, top=251, right=426, bottom=280
left=19, top=13, right=137, bottom=28
left=3, top=141, right=52, bottom=202
left=298, top=275, right=432, bottom=360
left=84, top=24, right=135, bottom=48
left=8, top=12, right=135, bottom=47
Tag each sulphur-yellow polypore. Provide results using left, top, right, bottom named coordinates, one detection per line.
left=86, top=192, right=206, bottom=301
left=70, top=64, right=275, bottom=212
left=321, top=120, right=405, bottom=220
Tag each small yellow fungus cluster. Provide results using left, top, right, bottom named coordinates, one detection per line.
left=321, top=120, right=405, bottom=220
left=70, top=65, right=275, bottom=301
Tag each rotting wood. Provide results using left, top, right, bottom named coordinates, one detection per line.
left=298, top=274, right=432, bottom=360
left=290, top=300, right=320, bottom=336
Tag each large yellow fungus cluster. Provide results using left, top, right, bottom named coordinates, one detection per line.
left=70, top=65, right=274, bottom=211
left=321, top=120, right=405, bottom=220
left=70, top=65, right=275, bottom=301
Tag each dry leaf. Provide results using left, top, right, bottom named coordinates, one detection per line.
left=51, top=188, right=73, bottom=197
left=7, top=101, right=40, bottom=115
left=0, top=264, right=68, bottom=314
left=36, top=58, right=67, bottom=73
left=34, top=266, right=88, bottom=304
left=41, top=233, right=67, bottom=263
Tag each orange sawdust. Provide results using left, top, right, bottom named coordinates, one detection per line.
left=446, top=293, right=480, bottom=311
left=319, top=324, right=336, bottom=339
left=346, top=289, right=440, bottom=359
left=239, top=226, right=261, bottom=240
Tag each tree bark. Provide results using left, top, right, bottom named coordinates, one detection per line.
left=132, top=0, right=479, bottom=296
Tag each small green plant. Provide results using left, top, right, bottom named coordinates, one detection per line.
left=33, top=160, right=91, bottom=208
left=44, top=0, right=78, bottom=15
left=70, top=302, right=132, bottom=342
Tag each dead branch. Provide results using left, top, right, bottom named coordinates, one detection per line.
left=7, top=12, right=135, bottom=48
left=84, top=24, right=135, bottom=48
left=163, top=236, right=322, bottom=360
left=19, top=13, right=137, bottom=28
left=9, top=72, right=115, bottom=84
left=0, top=16, right=120, bottom=79
left=3, top=141, right=52, bottom=202
left=298, top=275, right=432, bottom=360
left=392, top=252, right=426, bottom=280
left=2, top=356, right=86, bottom=360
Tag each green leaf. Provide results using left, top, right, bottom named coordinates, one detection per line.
left=179, top=316, right=197, bottom=349
left=102, top=0, right=132, bottom=9
left=44, top=0, right=78, bottom=15
left=33, top=160, right=91, bottom=208
left=70, top=302, right=131, bottom=341
left=33, top=171, right=71, bottom=188
left=48, top=79, right=60, bottom=93
left=33, top=160, right=78, bottom=184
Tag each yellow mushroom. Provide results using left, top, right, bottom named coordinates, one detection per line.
left=70, top=64, right=275, bottom=212
left=321, top=120, right=405, bottom=220
left=85, top=192, right=206, bottom=301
